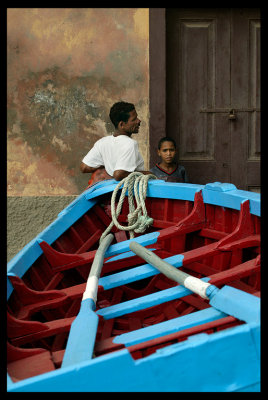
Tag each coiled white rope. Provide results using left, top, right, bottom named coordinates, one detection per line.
left=99, top=172, right=157, bottom=243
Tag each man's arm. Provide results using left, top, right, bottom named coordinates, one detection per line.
left=80, top=162, right=104, bottom=173
left=113, top=169, right=152, bottom=181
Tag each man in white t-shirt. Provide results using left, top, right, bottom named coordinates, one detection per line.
left=80, top=101, right=151, bottom=181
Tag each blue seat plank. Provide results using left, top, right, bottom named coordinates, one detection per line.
left=100, top=254, right=184, bottom=290
left=113, top=307, right=226, bottom=346
left=97, top=276, right=210, bottom=320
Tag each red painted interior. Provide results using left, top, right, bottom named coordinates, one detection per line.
left=7, top=192, right=260, bottom=382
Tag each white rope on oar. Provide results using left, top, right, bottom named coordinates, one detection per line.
left=99, top=172, right=157, bottom=243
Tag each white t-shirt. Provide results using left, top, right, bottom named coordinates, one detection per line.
left=82, top=135, right=144, bottom=176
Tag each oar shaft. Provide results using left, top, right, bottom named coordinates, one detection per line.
left=129, top=241, right=211, bottom=299
left=82, top=233, right=114, bottom=302
left=90, top=233, right=114, bottom=278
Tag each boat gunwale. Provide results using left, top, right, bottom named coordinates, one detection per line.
left=7, top=320, right=260, bottom=392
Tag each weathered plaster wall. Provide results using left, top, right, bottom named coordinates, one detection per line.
left=7, top=8, right=149, bottom=260
left=7, top=8, right=149, bottom=196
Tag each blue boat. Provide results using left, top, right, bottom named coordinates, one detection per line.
left=7, top=178, right=260, bottom=392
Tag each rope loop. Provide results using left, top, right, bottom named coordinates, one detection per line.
left=99, top=172, right=156, bottom=243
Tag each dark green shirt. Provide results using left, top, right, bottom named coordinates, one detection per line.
left=150, top=164, right=189, bottom=183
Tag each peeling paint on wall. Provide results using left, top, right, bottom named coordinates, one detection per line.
left=7, top=8, right=149, bottom=195
left=7, top=137, right=78, bottom=195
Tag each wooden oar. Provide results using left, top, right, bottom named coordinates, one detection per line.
left=61, top=233, right=114, bottom=368
left=129, top=241, right=260, bottom=324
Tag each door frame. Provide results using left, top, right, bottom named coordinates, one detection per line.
left=149, top=8, right=166, bottom=168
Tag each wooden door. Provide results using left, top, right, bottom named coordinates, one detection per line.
left=166, top=8, right=260, bottom=191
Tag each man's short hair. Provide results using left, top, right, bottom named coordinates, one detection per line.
left=158, top=137, right=177, bottom=150
left=109, top=101, right=135, bottom=128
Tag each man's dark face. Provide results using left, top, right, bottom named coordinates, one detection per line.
left=121, top=109, right=141, bottom=135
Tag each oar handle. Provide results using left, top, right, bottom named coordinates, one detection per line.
left=129, top=241, right=211, bottom=299
left=82, top=233, right=114, bottom=302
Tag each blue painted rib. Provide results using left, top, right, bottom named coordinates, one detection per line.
left=100, top=254, right=184, bottom=290
left=97, top=275, right=210, bottom=320
left=104, top=231, right=160, bottom=258
left=97, top=284, right=189, bottom=320
left=113, top=306, right=226, bottom=346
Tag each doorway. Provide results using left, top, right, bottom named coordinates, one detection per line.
left=166, top=8, right=260, bottom=191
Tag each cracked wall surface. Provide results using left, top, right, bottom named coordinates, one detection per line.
left=7, top=8, right=149, bottom=196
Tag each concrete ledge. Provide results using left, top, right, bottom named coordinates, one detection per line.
left=7, top=196, right=77, bottom=262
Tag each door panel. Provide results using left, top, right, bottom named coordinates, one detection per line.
left=166, top=8, right=260, bottom=191
left=179, top=19, right=215, bottom=160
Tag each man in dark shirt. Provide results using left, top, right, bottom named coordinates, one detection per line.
left=150, top=137, right=189, bottom=183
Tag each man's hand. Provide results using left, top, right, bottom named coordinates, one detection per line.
left=113, top=170, right=130, bottom=181
left=80, top=162, right=104, bottom=173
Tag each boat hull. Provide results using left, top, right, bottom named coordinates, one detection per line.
left=7, top=180, right=260, bottom=392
